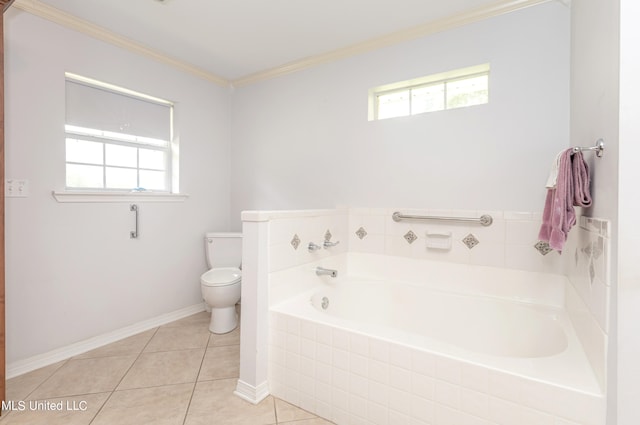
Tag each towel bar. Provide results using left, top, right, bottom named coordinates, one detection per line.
left=572, top=139, right=604, bottom=158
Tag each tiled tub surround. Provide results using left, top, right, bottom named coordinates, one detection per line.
left=239, top=208, right=609, bottom=425
left=347, top=208, right=563, bottom=274
left=267, top=254, right=605, bottom=425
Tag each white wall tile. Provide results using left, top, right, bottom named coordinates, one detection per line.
left=369, top=359, right=389, bottom=384
left=369, top=380, right=389, bottom=406
left=410, top=395, right=435, bottom=423
left=411, top=373, right=436, bottom=400
left=436, top=380, right=461, bottom=409
left=388, top=387, right=412, bottom=413
left=460, top=388, right=489, bottom=419
left=435, top=356, right=462, bottom=384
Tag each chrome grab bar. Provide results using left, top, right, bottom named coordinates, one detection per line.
left=130, top=204, right=139, bottom=238
left=392, top=211, right=493, bottom=227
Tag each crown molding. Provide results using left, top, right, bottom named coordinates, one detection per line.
left=11, top=0, right=230, bottom=87
left=12, top=0, right=551, bottom=89
left=2, top=0, right=16, bottom=13
left=231, top=0, right=552, bottom=87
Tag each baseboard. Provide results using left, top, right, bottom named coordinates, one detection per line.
left=6, top=303, right=206, bottom=379
left=234, top=379, right=270, bottom=404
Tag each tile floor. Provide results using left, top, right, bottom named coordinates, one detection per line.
left=1, top=311, right=334, bottom=425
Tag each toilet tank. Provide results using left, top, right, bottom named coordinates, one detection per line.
left=205, top=232, right=242, bottom=269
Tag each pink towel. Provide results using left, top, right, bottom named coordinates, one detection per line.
left=572, top=151, right=592, bottom=207
left=538, top=149, right=591, bottom=252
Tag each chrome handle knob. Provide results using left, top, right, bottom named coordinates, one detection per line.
left=323, top=240, right=340, bottom=249
left=308, top=242, right=322, bottom=252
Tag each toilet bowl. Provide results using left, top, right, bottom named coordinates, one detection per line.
left=201, top=267, right=241, bottom=334
left=200, top=232, right=243, bottom=334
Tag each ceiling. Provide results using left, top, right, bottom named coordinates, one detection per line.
left=15, top=0, right=552, bottom=85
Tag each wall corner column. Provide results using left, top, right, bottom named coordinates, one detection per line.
left=234, top=211, right=270, bottom=404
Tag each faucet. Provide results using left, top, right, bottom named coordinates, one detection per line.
left=316, top=267, right=338, bottom=278
left=308, top=242, right=323, bottom=252
left=323, top=240, right=340, bottom=249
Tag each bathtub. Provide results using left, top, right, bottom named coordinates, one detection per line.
left=268, top=253, right=605, bottom=425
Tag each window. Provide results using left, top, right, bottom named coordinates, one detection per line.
left=369, top=64, right=489, bottom=121
left=64, top=74, right=174, bottom=192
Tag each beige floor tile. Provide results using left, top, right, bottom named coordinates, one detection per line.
left=161, top=312, right=210, bottom=328
left=5, top=361, right=68, bottom=403
left=117, top=348, right=205, bottom=390
left=143, top=325, right=210, bottom=353
left=198, top=345, right=240, bottom=381
left=279, top=418, right=335, bottom=425
left=28, top=356, right=137, bottom=399
left=73, top=329, right=157, bottom=360
left=208, top=326, right=241, bottom=347
left=91, top=383, right=193, bottom=425
left=274, top=398, right=318, bottom=423
left=184, top=378, right=276, bottom=425
left=0, top=392, right=109, bottom=425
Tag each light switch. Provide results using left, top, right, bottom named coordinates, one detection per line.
left=5, top=179, right=29, bottom=197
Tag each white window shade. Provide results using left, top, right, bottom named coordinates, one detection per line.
left=65, top=79, right=171, bottom=141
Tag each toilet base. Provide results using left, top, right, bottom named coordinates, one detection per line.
left=209, top=306, right=238, bottom=334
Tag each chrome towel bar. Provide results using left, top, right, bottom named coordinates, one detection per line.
left=392, top=211, right=493, bottom=227
left=572, top=139, right=605, bottom=158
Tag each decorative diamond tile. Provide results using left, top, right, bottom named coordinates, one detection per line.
left=462, top=234, right=479, bottom=249
left=290, top=234, right=301, bottom=250
left=404, top=230, right=418, bottom=244
left=534, top=241, right=553, bottom=256
left=355, top=227, right=367, bottom=240
left=324, top=229, right=332, bottom=242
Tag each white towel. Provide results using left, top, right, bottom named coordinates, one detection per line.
left=545, top=151, right=563, bottom=188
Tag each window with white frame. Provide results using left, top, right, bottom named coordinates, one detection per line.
left=64, top=74, right=174, bottom=192
left=369, top=63, right=490, bottom=121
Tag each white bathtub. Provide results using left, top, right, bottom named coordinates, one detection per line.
left=268, top=253, right=605, bottom=425
left=309, top=279, right=567, bottom=359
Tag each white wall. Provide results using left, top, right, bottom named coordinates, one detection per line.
left=617, top=0, right=640, bottom=423
left=230, top=2, right=570, bottom=230
left=569, top=1, right=620, bottom=424
left=4, top=10, right=232, bottom=363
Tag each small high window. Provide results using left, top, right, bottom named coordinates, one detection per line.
left=64, top=74, right=174, bottom=192
left=369, top=64, right=490, bottom=121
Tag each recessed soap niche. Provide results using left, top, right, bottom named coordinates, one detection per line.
left=425, top=230, right=452, bottom=250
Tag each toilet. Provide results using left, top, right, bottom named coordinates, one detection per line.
left=200, top=232, right=242, bottom=334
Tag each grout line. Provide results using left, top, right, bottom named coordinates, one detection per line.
left=181, top=332, right=212, bottom=425
left=88, top=326, right=161, bottom=424
left=13, top=357, right=71, bottom=402
left=273, top=396, right=279, bottom=424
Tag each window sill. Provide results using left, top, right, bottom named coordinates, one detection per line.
left=52, top=191, right=189, bottom=203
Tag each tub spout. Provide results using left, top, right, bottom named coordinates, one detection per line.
left=316, top=267, right=338, bottom=278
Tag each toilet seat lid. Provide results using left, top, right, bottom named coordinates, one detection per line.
left=201, top=267, right=242, bottom=287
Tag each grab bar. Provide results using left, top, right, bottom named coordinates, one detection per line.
left=392, top=211, right=493, bottom=227
left=130, top=204, right=139, bottom=238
